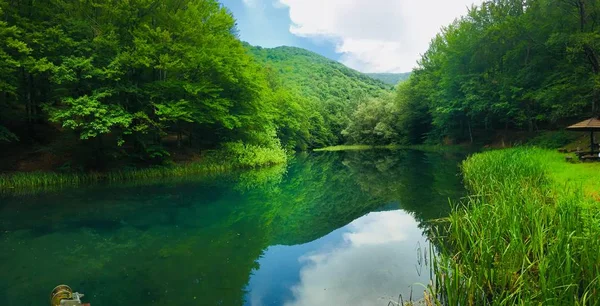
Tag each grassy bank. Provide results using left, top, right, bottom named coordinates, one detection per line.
left=0, top=142, right=287, bottom=194
left=429, top=148, right=600, bottom=305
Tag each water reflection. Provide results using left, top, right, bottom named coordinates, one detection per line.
left=246, top=210, right=430, bottom=306
left=0, top=149, right=466, bottom=306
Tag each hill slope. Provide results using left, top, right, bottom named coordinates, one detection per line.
left=247, top=45, right=391, bottom=146
left=248, top=46, right=390, bottom=102
left=366, top=72, right=412, bottom=85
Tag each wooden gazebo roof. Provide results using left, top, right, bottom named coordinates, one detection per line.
left=566, top=118, right=600, bottom=131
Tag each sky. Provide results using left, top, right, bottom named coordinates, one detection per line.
left=219, top=0, right=481, bottom=73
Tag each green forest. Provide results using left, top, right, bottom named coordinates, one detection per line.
left=351, top=0, right=600, bottom=145
left=248, top=46, right=389, bottom=149
left=1, top=0, right=599, bottom=175
left=366, top=72, right=412, bottom=85
left=0, top=0, right=388, bottom=174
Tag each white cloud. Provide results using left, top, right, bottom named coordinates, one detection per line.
left=278, top=0, right=482, bottom=73
left=284, top=211, right=430, bottom=306
left=342, top=209, right=413, bottom=247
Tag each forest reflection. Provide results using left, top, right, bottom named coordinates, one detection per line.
left=0, top=149, right=466, bottom=306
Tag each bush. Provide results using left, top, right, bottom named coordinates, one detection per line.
left=526, top=131, right=580, bottom=149
left=218, top=141, right=287, bottom=168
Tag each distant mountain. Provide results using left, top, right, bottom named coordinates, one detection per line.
left=247, top=45, right=390, bottom=102
left=366, top=72, right=412, bottom=85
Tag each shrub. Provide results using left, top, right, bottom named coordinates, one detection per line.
left=526, top=131, right=580, bottom=149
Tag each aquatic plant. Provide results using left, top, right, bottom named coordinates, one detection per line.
left=429, top=148, right=600, bottom=305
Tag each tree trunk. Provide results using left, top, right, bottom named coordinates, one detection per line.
left=467, top=119, right=473, bottom=144
left=28, top=73, right=36, bottom=123
left=22, top=68, right=34, bottom=136
left=577, top=0, right=600, bottom=115
left=96, top=135, right=105, bottom=170
left=177, top=129, right=182, bottom=148
left=578, top=0, right=586, bottom=32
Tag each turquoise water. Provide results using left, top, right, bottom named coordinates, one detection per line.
left=0, top=150, right=466, bottom=306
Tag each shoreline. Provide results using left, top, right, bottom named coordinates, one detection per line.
left=1, top=144, right=473, bottom=193
left=0, top=149, right=287, bottom=194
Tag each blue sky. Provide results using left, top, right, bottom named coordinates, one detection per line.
left=219, top=0, right=340, bottom=61
left=219, top=0, right=481, bottom=73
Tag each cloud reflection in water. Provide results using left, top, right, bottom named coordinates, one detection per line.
left=246, top=210, right=431, bottom=306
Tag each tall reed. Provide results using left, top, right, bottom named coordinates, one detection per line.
left=429, top=148, right=600, bottom=305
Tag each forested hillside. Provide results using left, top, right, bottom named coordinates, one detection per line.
left=0, top=0, right=386, bottom=173
left=348, top=0, right=600, bottom=145
left=0, top=0, right=283, bottom=171
left=366, top=73, right=412, bottom=85
left=249, top=46, right=388, bottom=101
left=4, top=0, right=594, bottom=175
left=248, top=46, right=390, bottom=146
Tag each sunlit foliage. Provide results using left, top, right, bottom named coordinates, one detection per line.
left=0, top=0, right=388, bottom=172
left=346, top=0, right=600, bottom=145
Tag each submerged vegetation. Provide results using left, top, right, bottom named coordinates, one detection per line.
left=430, top=148, right=600, bottom=304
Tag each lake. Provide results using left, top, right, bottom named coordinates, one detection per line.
left=0, top=149, right=467, bottom=306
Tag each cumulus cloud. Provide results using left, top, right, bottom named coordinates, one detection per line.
left=342, top=209, right=412, bottom=247
left=278, top=0, right=482, bottom=73
left=285, top=211, right=430, bottom=306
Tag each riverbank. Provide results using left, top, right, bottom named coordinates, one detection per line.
left=0, top=143, right=287, bottom=194
left=430, top=148, right=600, bottom=304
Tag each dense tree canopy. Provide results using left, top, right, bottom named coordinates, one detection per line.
left=418, top=0, right=600, bottom=142
left=4, top=0, right=596, bottom=171
left=0, top=0, right=276, bottom=168
left=0, top=0, right=387, bottom=171
left=249, top=46, right=389, bottom=147
left=342, top=93, right=400, bottom=145
left=346, top=0, right=600, bottom=145
left=365, top=73, right=412, bottom=86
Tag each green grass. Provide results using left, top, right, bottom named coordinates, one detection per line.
left=429, top=147, right=600, bottom=305
left=0, top=143, right=287, bottom=194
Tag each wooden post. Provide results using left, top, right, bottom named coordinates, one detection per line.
left=591, top=131, right=595, bottom=154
